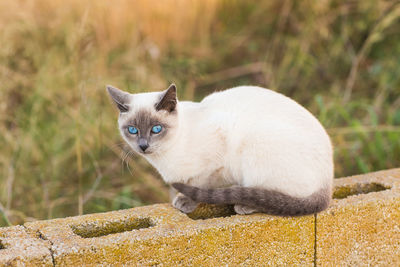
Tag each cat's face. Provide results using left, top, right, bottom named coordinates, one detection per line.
left=107, top=84, right=178, bottom=156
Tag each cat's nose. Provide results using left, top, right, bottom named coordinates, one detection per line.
left=139, top=144, right=149, bottom=152
left=138, top=139, right=149, bottom=152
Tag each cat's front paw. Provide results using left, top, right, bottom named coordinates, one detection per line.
left=172, top=193, right=198, bottom=213
left=234, top=204, right=258, bottom=215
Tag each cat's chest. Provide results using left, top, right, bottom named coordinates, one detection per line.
left=145, top=117, right=229, bottom=184
left=146, top=152, right=222, bottom=184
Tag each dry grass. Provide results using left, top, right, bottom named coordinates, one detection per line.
left=0, top=0, right=399, bottom=225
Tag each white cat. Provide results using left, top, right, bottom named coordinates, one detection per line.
left=107, top=84, right=333, bottom=216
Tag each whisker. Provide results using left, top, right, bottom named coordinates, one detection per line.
left=125, top=151, right=135, bottom=176
left=121, top=149, right=132, bottom=173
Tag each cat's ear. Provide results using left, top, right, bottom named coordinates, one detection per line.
left=155, top=84, right=177, bottom=112
left=106, top=85, right=130, bottom=113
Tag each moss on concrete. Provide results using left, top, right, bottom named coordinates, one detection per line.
left=71, top=216, right=154, bottom=238
left=318, top=168, right=400, bottom=266
left=333, top=182, right=390, bottom=199
left=1, top=168, right=400, bottom=266
left=187, top=203, right=236, bottom=220
left=25, top=204, right=315, bottom=266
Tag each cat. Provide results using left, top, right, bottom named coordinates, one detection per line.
left=107, top=84, right=333, bottom=216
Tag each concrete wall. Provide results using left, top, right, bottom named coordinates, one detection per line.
left=1, top=169, right=399, bottom=266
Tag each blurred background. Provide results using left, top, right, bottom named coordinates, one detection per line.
left=0, top=0, right=399, bottom=226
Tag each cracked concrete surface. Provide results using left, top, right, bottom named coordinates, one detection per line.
left=0, top=168, right=399, bottom=266
left=0, top=225, right=53, bottom=266
left=25, top=204, right=315, bottom=265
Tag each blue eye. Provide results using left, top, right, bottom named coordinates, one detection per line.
left=127, top=126, right=138, bottom=134
left=151, top=125, right=162, bottom=134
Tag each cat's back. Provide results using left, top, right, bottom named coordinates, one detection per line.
left=201, top=86, right=300, bottom=114
left=198, top=86, right=331, bottom=154
left=201, top=86, right=277, bottom=106
left=200, top=86, right=321, bottom=129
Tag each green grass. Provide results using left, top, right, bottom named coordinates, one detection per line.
left=0, top=0, right=399, bottom=226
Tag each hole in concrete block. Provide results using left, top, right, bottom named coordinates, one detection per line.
left=187, top=204, right=236, bottom=220
left=333, top=182, right=390, bottom=199
left=71, top=217, right=154, bottom=238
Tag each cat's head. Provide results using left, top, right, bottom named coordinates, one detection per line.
left=107, top=84, right=179, bottom=156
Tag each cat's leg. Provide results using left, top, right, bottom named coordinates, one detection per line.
left=172, top=193, right=198, bottom=213
left=234, top=204, right=259, bottom=215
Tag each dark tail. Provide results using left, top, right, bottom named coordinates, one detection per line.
left=171, top=183, right=331, bottom=216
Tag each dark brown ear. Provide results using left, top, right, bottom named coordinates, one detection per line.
left=155, top=84, right=177, bottom=112
left=106, top=85, right=130, bottom=113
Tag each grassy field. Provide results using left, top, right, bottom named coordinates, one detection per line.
left=0, top=0, right=399, bottom=226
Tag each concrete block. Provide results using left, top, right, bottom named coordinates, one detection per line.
left=317, top=168, right=400, bottom=266
left=25, top=203, right=315, bottom=266
left=0, top=225, right=53, bottom=266
left=3, top=168, right=398, bottom=266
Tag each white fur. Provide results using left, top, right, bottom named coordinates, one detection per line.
left=120, top=86, right=333, bottom=198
